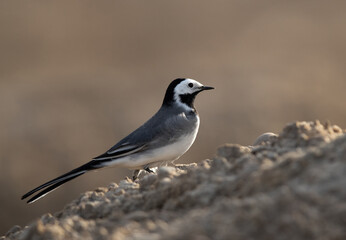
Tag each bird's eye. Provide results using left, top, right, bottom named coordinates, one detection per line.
left=188, top=83, right=193, bottom=88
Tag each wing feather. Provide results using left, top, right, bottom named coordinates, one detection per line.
left=93, top=143, right=147, bottom=161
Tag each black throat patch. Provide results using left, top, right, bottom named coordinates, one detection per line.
left=179, top=92, right=198, bottom=109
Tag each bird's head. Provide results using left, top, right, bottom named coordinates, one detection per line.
left=162, top=78, right=214, bottom=110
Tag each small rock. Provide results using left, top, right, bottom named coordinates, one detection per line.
left=5, top=225, right=21, bottom=237
left=253, top=132, right=278, bottom=146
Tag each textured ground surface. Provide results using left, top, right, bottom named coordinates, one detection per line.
left=3, top=121, right=346, bottom=240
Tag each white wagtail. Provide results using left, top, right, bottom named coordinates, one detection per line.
left=21, top=78, right=214, bottom=203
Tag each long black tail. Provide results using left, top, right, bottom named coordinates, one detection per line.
left=21, top=160, right=102, bottom=204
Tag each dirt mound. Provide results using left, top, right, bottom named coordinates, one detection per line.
left=3, top=121, right=346, bottom=240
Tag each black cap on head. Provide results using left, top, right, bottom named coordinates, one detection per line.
left=162, top=78, right=186, bottom=106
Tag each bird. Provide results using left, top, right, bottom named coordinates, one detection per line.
left=21, top=78, right=214, bottom=203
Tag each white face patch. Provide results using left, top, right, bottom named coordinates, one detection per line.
left=174, top=79, right=204, bottom=95
left=173, top=79, right=204, bottom=110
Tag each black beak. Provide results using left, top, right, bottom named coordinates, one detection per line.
left=200, top=86, right=214, bottom=91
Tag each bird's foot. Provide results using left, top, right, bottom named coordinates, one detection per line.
left=132, top=169, right=140, bottom=181
left=132, top=167, right=155, bottom=181
left=144, top=166, right=154, bottom=173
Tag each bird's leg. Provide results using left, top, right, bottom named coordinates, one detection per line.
left=144, top=166, right=154, bottom=173
left=132, top=169, right=140, bottom=181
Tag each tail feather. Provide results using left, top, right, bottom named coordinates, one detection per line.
left=21, top=160, right=102, bottom=203
left=21, top=170, right=86, bottom=200
left=25, top=171, right=85, bottom=204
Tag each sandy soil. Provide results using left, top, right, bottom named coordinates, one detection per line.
left=3, top=121, right=346, bottom=240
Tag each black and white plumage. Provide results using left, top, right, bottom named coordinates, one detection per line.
left=21, top=78, right=214, bottom=203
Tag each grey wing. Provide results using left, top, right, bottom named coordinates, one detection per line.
left=93, top=114, right=162, bottom=161
left=92, top=108, right=189, bottom=162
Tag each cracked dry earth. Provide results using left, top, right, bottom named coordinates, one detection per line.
left=3, top=121, right=346, bottom=240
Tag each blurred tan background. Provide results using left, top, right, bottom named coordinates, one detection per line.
left=1, top=0, right=346, bottom=234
